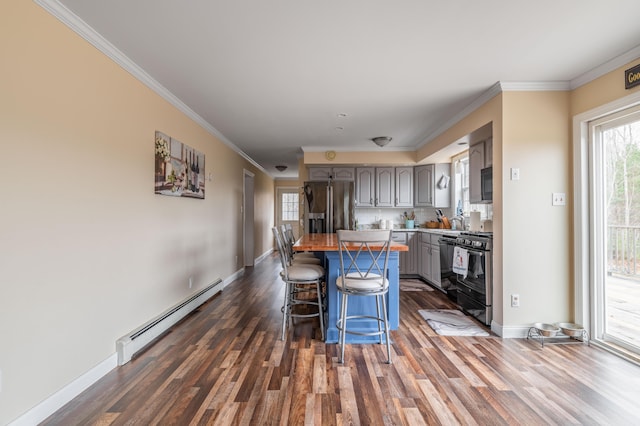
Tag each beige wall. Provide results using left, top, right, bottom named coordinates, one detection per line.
left=502, top=91, right=572, bottom=325
left=304, top=150, right=416, bottom=165
left=0, top=2, right=273, bottom=423
left=415, top=91, right=572, bottom=329
left=572, top=59, right=640, bottom=116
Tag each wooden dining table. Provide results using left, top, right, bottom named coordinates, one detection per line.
left=293, top=232, right=409, bottom=343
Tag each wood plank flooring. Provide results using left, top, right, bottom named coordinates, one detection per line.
left=42, top=254, right=640, bottom=425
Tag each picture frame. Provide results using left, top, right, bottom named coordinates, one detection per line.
left=154, top=131, right=205, bottom=199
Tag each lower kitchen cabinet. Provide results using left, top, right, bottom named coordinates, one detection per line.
left=393, top=231, right=418, bottom=276
left=405, top=232, right=418, bottom=275
left=430, top=238, right=441, bottom=288
left=419, top=233, right=442, bottom=289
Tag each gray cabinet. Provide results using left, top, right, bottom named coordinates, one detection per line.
left=414, top=164, right=451, bottom=208
left=375, top=167, right=394, bottom=207
left=469, top=141, right=485, bottom=203
left=395, top=167, right=414, bottom=207
left=394, top=231, right=418, bottom=276
left=355, top=167, right=375, bottom=207
left=308, top=167, right=332, bottom=181
left=357, top=167, right=414, bottom=208
left=419, top=233, right=431, bottom=280
left=484, top=138, right=493, bottom=167
left=419, top=232, right=442, bottom=288
left=333, top=167, right=355, bottom=181
left=308, top=167, right=355, bottom=181
left=430, top=239, right=441, bottom=288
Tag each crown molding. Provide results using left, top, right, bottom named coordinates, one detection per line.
left=570, top=44, right=640, bottom=90
left=301, top=146, right=415, bottom=153
left=499, top=81, right=571, bottom=91
left=34, top=0, right=266, bottom=175
left=33, top=0, right=640, bottom=174
left=415, top=82, right=503, bottom=149
left=418, top=45, right=640, bottom=148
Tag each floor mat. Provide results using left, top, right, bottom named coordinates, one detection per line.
left=400, top=279, right=434, bottom=291
left=418, top=309, right=490, bottom=336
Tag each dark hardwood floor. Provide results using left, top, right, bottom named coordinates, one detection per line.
left=42, top=254, right=640, bottom=425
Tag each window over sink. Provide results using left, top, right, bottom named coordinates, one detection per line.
left=452, top=152, right=491, bottom=223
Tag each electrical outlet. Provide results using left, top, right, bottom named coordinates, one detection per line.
left=511, top=294, right=520, bottom=307
left=552, top=192, right=566, bottom=206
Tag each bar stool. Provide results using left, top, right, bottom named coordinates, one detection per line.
left=283, top=224, right=317, bottom=259
left=336, top=229, right=392, bottom=364
left=272, top=227, right=325, bottom=341
left=280, top=224, right=322, bottom=265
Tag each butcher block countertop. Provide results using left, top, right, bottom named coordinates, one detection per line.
left=293, top=232, right=409, bottom=252
left=293, top=234, right=409, bottom=251
left=292, top=232, right=405, bottom=343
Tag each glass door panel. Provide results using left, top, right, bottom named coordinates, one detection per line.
left=594, top=107, right=640, bottom=355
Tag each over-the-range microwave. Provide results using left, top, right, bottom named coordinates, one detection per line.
left=480, top=166, right=492, bottom=202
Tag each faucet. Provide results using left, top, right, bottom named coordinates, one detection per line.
left=451, top=215, right=466, bottom=230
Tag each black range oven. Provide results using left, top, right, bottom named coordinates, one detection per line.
left=455, top=232, right=492, bottom=325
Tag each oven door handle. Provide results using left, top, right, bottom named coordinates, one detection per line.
left=466, top=249, right=487, bottom=256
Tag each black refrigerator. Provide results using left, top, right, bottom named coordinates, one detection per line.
left=303, top=181, right=355, bottom=233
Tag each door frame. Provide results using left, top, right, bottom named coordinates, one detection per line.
left=573, top=90, right=640, bottom=351
left=243, top=169, right=255, bottom=267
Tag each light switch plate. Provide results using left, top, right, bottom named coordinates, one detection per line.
left=510, top=168, right=520, bottom=181
left=552, top=193, right=566, bottom=206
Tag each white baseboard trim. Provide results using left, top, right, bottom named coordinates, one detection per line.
left=491, top=321, right=531, bottom=338
left=255, top=248, right=273, bottom=265
left=10, top=260, right=262, bottom=424
left=223, top=248, right=274, bottom=288
left=9, top=354, right=117, bottom=426
left=224, top=268, right=245, bottom=287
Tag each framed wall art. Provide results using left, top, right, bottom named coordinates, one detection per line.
left=154, top=131, right=205, bottom=199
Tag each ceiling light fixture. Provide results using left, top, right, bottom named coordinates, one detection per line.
left=371, top=136, right=392, bottom=147
left=275, top=165, right=288, bottom=172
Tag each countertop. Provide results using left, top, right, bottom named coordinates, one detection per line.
left=293, top=233, right=409, bottom=251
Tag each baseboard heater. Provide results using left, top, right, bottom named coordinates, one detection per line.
left=116, top=278, right=223, bottom=365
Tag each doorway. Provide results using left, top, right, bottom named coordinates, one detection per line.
left=590, top=105, right=640, bottom=357
left=276, top=187, right=301, bottom=239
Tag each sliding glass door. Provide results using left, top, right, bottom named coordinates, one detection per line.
left=591, top=105, right=640, bottom=356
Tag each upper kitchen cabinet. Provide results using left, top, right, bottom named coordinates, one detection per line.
left=414, top=164, right=451, bottom=208
left=375, top=167, right=395, bottom=207
left=355, top=167, right=375, bottom=207
left=395, top=167, right=414, bottom=207
left=308, top=167, right=355, bottom=181
left=484, top=138, right=493, bottom=167
left=468, top=141, right=485, bottom=203
left=356, top=167, right=412, bottom=207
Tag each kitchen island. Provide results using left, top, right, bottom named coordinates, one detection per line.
left=293, top=233, right=409, bottom=343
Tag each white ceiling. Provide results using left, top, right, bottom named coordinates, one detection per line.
left=49, top=0, right=640, bottom=178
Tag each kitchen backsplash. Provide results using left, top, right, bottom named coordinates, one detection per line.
left=355, top=207, right=453, bottom=229
left=355, top=204, right=492, bottom=229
